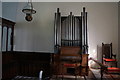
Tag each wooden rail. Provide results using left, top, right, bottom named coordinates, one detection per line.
left=89, top=58, right=107, bottom=80
left=89, top=58, right=107, bottom=70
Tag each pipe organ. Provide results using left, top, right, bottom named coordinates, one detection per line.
left=53, top=7, right=89, bottom=78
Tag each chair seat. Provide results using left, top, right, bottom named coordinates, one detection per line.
left=107, top=67, right=120, bottom=72
left=103, top=58, right=116, bottom=62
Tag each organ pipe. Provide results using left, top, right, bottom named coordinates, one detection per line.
left=54, top=7, right=88, bottom=54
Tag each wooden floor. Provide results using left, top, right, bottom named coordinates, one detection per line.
left=12, top=68, right=120, bottom=80
left=12, top=69, right=96, bottom=80
left=91, top=68, right=120, bottom=80
left=102, top=73, right=120, bottom=80
left=51, top=68, right=120, bottom=80
left=51, top=68, right=96, bottom=80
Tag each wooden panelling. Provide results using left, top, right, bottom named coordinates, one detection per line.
left=2, top=52, right=18, bottom=80
left=2, top=51, right=52, bottom=80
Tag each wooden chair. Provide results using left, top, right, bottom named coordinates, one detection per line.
left=101, top=43, right=120, bottom=77
left=102, top=43, right=117, bottom=67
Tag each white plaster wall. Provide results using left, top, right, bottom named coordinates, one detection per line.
left=2, top=2, right=18, bottom=22
left=14, top=2, right=118, bottom=58
left=0, top=26, right=2, bottom=79
left=0, top=1, right=2, bottom=79
left=0, top=1, right=2, bottom=17
left=118, top=2, right=120, bottom=68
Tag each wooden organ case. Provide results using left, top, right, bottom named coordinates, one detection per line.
left=52, top=7, right=89, bottom=78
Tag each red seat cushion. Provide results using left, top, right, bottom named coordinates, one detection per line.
left=103, top=58, right=116, bottom=62
left=107, top=67, right=120, bottom=72
left=64, top=64, right=76, bottom=67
